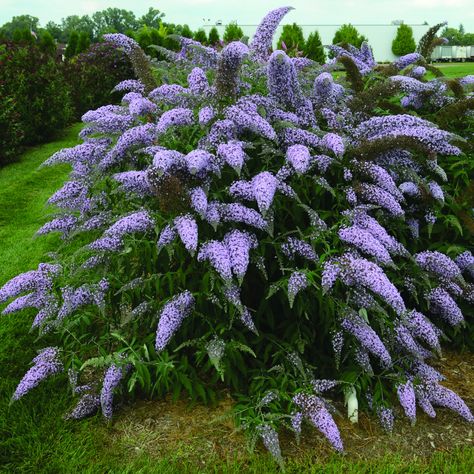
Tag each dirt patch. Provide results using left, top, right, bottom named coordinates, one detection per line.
left=108, top=351, right=474, bottom=465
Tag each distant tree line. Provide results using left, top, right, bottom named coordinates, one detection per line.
left=440, top=24, right=474, bottom=46
left=0, top=9, right=388, bottom=65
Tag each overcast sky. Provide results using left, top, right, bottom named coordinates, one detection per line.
left=1, top=0, right=473, bottom=31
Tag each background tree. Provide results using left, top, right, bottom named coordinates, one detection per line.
left=392, top=23, right=416, bottom=56
left=223, top=22, right=244, bottom=43
left=92, top=8, right=138, bottom=37
left=64, top=31, right=79, bottom=60
left=440, top=27, right=463, bottom=45
left=277, top=23, right=305, bottom=56
left=208, top=26, right=220, bottom=46
left=76, top=31, right=91, bottom=55
left=304, top=30, right=326, bottom=63
left=60, top=15, right=94, bottom=43
left=44, top=21, right=62, bottom=41
left=194, top=29, right=208, bottom=45
left=0, top=15, right=39, bottom=39
left=332, top=23, right=367, bottom=48
left=440, top=25, right=474, bottom=46
left=138, top=7, right=164, bottom=28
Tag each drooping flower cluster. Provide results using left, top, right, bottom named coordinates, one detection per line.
left=12, top=347, right=63, bottom=401
left=293, top=393, right=344, bottom=452
left=155, top=291, right=195, bottom=351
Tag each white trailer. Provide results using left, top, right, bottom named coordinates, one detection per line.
left=453, top=46, right=468, bottom=61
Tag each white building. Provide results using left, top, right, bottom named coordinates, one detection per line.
left=203, top=23, right=431, bottom=62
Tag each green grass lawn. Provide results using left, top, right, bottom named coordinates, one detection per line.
left=332, top=60, right=474, bottom=80
left=434, top=62, right=474, bottom=78
left=0, top=124, right=473, bottom=472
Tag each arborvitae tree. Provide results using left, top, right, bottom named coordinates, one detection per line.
left=65, top=31, right=79, bottom=59
left=181, top=24, right=193, bottom=38
left=39, top=30, right=56, bottom=55
left=12, top=28, right=34, bottom=43
left=223, top=22, right=244, bottom=43
left=194, top=29, right=208, bottom=45
left=12, top=29, right=24, bottom=42
left=277, top=23, right=305, bottom=56
left=136, top=26, right=153, bottom=53
left=303, top=30, right=326, bottom=63
left=208, top=26, right=220, bottom=45
left=392, top=24, right=416, bottom=56
left=76, top=31, right=91, bottom=55
left=332, top=24, right=367, bottom=48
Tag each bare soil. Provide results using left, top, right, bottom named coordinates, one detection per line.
left=108, top=350, right=474, bottom=465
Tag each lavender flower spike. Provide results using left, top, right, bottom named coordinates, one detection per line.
left=103, top=33, right=139, bottom=54
left=257, top=424, right=284, bottom=468
left=252, top=171, right=278, bottom=214
left=100, top=363, right=124, bottom=420
left=288, top=271, right=309, bottom=308
left=174, top=214, right=199, bottom=255
left=427, top=287, right=464, bottom=326
left=65, top=394, right=100, bottom=420
left=339, top=226, right=393, bottom=265
left=286, top=144, right=311, bottom=174
left=198, top=241, right=233, bottom=281
left=414, top=251, right=461, bottom=281
left=250, top=7, right=294, bottom=61
left=156, top=108, right=194, bottom=135
left=155, top=291, right=195, bottom=351
left=223, top=230, right=258, bottom=281
left=12, top=347, right=63, bottom=401
left=397, top=381, right=417, bottom=424
left=341, top=313, right=392, bottom=368
left=293, top=393, right=344, bottom=451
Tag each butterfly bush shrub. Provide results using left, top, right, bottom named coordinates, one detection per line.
left=1, top=6, right=473, bottom=462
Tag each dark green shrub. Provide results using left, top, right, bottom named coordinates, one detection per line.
left=0, top=41, right=72, bottom=146
left=65, top=31, right=79, bottom=59
left=304, top=31, right=326, bottom=63
left=194, top=29, right=208, bottom=45
left=0, top=79, right=24, bottom=165
left=392, top=24, right=416, bottom=56
left=208, top=26, right=220, bottom=46
left=223, top=22, right=244, bottom=43
left=63, top=42, right=135, bottom=118
left=332, top=24, right=366, bottom=48
left=38, top=30, right=56, bottom=55
left=149, top=28, right=163, bottom=49
left=181, top=24, right=193, bottom=38
left=12, top=28, right=34, bottom=43
left=76, top=31, right=91, bottom=55
left=277, top=23, right=305, bottom=56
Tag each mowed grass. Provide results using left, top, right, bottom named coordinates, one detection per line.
left=331, top=60, right=474, bottom=80
left=434, top=61, right=474, bottom=78
left=0, top=120, right=473, bottom=472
